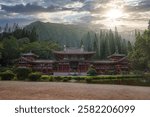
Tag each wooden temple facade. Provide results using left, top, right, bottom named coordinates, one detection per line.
left=17, top=46, right=129, bottom=75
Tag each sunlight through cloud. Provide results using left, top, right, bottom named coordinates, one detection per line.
left=106, top=8, right=123, bottom=20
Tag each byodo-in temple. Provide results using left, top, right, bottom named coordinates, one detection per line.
left=17, top=45, right=129, bottom=75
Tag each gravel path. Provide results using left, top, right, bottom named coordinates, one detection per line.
left=0, top=81, right=150, bottom=100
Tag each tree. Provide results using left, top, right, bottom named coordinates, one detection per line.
left=80, top=39, right=83, bottom=48
left=81, top=28, right=129, bottom=60
left=93, top=33, right=99, bottom=58
left=4, top=23, right=9, bottom=32
left=15, top=67, right=32, bottom=80
left=86, top=32, right=92, bottom=51
left=0, top=42, right=2, bottom=65
left=28, top=27, right=38, bottom=42
left=128, top=22, right=150, bottom=71
left=148, top=20, right=150, bottom=30
left=121, top=39, right=127, bottom=55
left=127, top=41, right=133, bottom=52
left=102, top=33, right=110, bottom=58
left=22, top=41, right=59, bottom=59
left=108, top=29, right=115, bottom=54
left=1, top=36, right=20, bottom=66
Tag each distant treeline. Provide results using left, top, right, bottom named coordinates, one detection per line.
left=81, top=28, right=132, bottom=59
left=0, top=23, right=37, bottom=42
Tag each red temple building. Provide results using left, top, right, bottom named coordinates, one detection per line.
left=17, top=45, right=129, bottom=75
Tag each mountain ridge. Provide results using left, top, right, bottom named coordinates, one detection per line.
left=24, top=21, right=91, bottom=47
left=24, top=21, right=138, bottom=46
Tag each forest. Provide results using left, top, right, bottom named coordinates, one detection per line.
left=128, top=21, right=150, bottom=72
left=0, top=21, right=150, bottom=73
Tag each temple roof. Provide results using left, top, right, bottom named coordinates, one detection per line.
left=22, top=52, right=38, bottom=57
left=107, top=53, right=126, bottom=58
left=34, top=60, right=54, bottom=63
left=93, top=56, right=127, bottom=64
left=17, top=57, right=33, bottom=63
left=53, top=48, right=95, bottom=55
left=93, top=60, right=116, bottom=64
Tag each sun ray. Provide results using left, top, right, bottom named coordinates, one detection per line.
left=106, top=8, right=123, bottom=20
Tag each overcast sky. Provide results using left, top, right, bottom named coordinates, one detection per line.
left=0, top=0, right=149, bottom=31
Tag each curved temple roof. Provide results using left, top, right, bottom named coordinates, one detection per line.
left=107, top=53, right=126, bottom=58
left=22, top=52, right=39, bottom=57
left=53, top=48, right=95, bottom=55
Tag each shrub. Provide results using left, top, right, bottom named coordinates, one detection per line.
left=87, top=67, right=97, bottom=76
left=144, top=73, right=150, bottom=79
left=0, top=70, right=15, bottom=80
left=74, top=77, right=81, bottom=81
left=62, top=77, right=69, bottom=82
left=41, top=75, right=52, bottom=82
left=53, top=76, right=63, bottom=81
left=73, top=76, right=85, bottom=81
left=15, top=67, right=32, bottom=80
left=0, top=67, right=12, bottom=72
left=49, top=76, right=54, bottom=82
left=133, top=70, right=144, bottom=75
left=66, top=77, right=72, bottom=80
left=28, top=72, right=42, bottom=81
left=86, top=77, right=93, bottom=83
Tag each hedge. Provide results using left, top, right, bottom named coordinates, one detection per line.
left=41, top=75, right=53, bottom=82
left=28, top=72, right=42, bottom=81
left=53, top=76, right=63, bottom=81
left=0, top=70, right=15, bottom=80
left=144, top=73, right=150, bottom=78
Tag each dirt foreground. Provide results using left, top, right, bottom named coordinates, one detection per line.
left=0, top=81, right=150, bottom=100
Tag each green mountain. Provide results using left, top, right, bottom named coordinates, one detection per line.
left=25, top=21, right=90, bottom=47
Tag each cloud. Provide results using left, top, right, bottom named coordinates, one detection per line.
left=124, top=4, right=150, bottom=13
left=0, top=0, right=149, bottom=31
left=1, top=3, right=67, bottom=13
left=1, top=1, right=87, bottom=13
left=36, top=10, right=91, bottom=24
left=64, top=1, right=84, bottom=9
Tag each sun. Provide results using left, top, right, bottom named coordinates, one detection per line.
left=106, top=8, right=123, bottom=20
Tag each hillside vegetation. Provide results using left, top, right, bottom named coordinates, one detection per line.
left=25, top=21, right=89, bottom=47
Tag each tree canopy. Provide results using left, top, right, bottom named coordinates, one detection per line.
left=0, top=23, right=59, bottom=66
left=81, top=28, right=130, bottom=59
left=128, top=23, right=150, bottom=71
